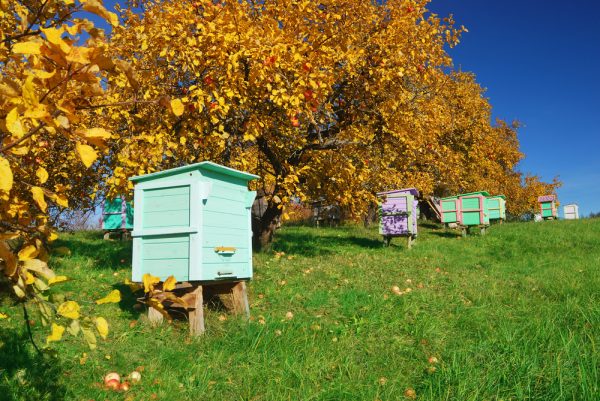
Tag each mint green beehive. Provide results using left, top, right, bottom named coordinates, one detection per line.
left=458, top=191, right=490, bottom=226
left=486, top=195, right=506, bottom=221
left=130, top=162, right=258, bottom=283
left=440, top=195, right=460, bottom=224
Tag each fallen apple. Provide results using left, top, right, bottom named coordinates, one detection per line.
left=105, top=379, right=120, bottom=390
left=104, top=372, right=120, bottom=385
left=129, top=371, right=142, bottom=383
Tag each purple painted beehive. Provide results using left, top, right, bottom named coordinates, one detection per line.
left=377, top=188, right=419, bottom=244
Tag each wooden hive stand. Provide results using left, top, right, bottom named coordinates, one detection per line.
left=147, top=281, right=250, bottom=336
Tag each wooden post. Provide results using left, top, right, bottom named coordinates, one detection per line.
left=188, top=285, right=205, bottom=336
left=231, top=281, right=250, bottom=319
left=407, top=235, right=413, bottom=249
left=148, top=306, right=164, bottom=326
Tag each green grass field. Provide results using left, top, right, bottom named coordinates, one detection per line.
left=1, top=219, right=599, bottom=401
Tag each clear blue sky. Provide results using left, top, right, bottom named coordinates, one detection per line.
left=428, top=0, right=600, bottom=216
left=97, top=1, right=600, bottom=216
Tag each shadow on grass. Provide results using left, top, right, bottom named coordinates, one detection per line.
left=418, top=221, right=443, bottom=229
left=0, top=330, right=65, bottom=401
left=53, top=231, right=132, bottom=271
left=428, top=230, right=461, bottom=238
left=112, top=283, right=143, bottom=319
left=272, top=229, right=382, bottom=256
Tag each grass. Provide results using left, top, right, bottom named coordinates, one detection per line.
left=0, top=219, right=599, bottom=401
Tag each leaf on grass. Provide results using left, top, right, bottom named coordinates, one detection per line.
left=67, top=319, right=80, bottom=336
left=95, top=317, right=109, bottom=339
left=52, top=246, right=71, bottom=256
left=48, top=275, right=68, bottom=285
left=46, top=323, right=65, bottom=344
left=0, top=312, right=8, bottom=319
left=95, top=289, right=121, bottom=305
left=81, top=327, right=97, bottom=350
left=163, top=276, right=177, bottom=291
left=57, top=301, right=80, bottom=319
left=75, top=143, right=98, bottom=168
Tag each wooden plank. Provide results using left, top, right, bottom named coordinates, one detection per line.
left=148, top=306, right=164, bottom=326
left=188, top=285, right=205, bottom=336
left=231, top=281, right=250, bottom=319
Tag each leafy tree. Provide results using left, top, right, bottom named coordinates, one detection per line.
left=1, top=0, right=124, bottom=349
left=104, top=0, right=558, bottom=246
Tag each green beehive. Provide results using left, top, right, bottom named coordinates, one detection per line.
left=440, top=195, right=460, bottom=224
left=130, top=162, right=258, bottom=283
left=102, top=197, right=134, bottom=231
left=486, top=195, right=506, bottom=222
left=538, top=195, right=557, bottom=220
left=459, top=191, right=490, bottom=226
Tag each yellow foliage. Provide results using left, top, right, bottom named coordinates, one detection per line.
left=75, top=143, right=98, bottom=168
left=46, top=323, right=65, bottom=344
left=163, top=275, right=177, bottom=291
left=48, top=275, right=69, bottom=285
left=170, top=99, right=185, bottom=117
left=143, top=273, right=161, bottom=293
left=18, top=245, right=39, bottom=261
left=95, top=317, right=109, bottom=339
left=31, top=186, right=47, bottom=212
left=57, top=301, right=81, bottom=319
left=95, top=289, right=121, bottom=305
left=0, top=157, right=13, bottom=198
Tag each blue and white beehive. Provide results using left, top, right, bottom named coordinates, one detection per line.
left=130, top=162, right=258, bottom=283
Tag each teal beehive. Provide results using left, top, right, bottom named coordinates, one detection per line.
left=102, top=197, right=134, bottom=231
left=130, top=162, right=258, bottom=283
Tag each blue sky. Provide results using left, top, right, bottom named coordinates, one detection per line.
left=428, top=0, right=600, bottom=216
left=96, top=0, right=600, bottom=216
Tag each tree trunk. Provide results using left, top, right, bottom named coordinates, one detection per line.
left=252, top=202, right=282, bottom=251
left=363, top=202, right=378, bottom=227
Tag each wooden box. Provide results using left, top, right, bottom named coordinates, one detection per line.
left=441, top=192, right=490, bottom=227
left=486, top=195, right=506, bottom=222
left=440, top=195, right=460, bottom=224
left=563, top=204, right=579, bottom=220
left=459, top=191, right=490, bottom=226
left=377, top=188, right=419, bottom=237
left=102, top=197, right=134, bottom=231
left=538, top=195, right=557, bottom=220
left=130, top=162, right=258, bottom=282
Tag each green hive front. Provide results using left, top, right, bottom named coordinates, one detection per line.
left=538, top=195, right=557, bottom=220
left=486, top=195, right=506, bottom=222
left=440, top=195, right=460, bottom=225
left=102, top=197, right=134, bottom=231
left=130, top=162, right=258, bottom=283
left=458, top=191, right=490, bottom=226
